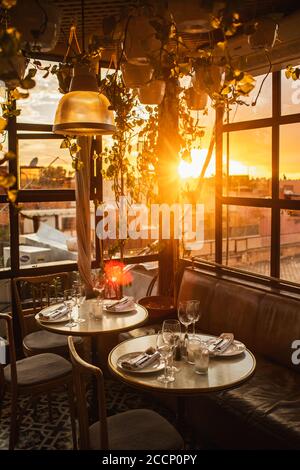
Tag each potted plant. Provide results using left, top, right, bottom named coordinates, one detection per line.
left=185, top=87, right=208, bottom=111
left=138, top=79, right=166, bottom=105
left=123, top=8, right=162, bottom=65
left=121, top=62, right=154, bottom=89
left=11, top=0, right=62, bottom=52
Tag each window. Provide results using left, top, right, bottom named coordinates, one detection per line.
left=188, top=69, right=300, bottom=291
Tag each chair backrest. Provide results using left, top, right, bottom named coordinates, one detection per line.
left=68, top=336, right=109, bottom=450
left=0, top=314, right=17, bottom=394
left=13, top=273, right=70, bottom=338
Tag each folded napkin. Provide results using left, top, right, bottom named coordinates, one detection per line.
left=40, top=305, right=68, bottom=320
left=121, top=350, right=160, bottom=370
left=208, top=333, right=234, bottom=355
left=105, top=296, right=135, bottom=312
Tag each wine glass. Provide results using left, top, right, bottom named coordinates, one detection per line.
left=178, top=301, right=194, bottom=359
left=188, top=300, right=201, bottom=338
left=156, top=331, right=175, bottom=384
left=72, top=283, right=86, bottom=323
left=63, top=289, right=77, bottom=328
left=162, top=319, right=181, bottom=373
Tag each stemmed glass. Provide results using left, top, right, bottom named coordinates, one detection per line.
left=72, top=282, right=86, bottom=323
left=64, top=289, right=77, bottom=328
left=188, top=300, right=201, bottom=337
left=162, top=319, right=181, bottom=373
left=178, top=301, right=194, bottom=356
left=156, top=331, right=175, bottom=384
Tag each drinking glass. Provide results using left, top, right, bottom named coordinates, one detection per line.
left=64, top=289, right=77, bottom=328
left=156, top=331, right=175, bottom=384
left=178, top=301, right=194, bottom=358
left=73, top=283, right=86, bottom=323
left=194, top=341, right=209, bottom=375
left=188, top=300, right=201, bottom=337
left=162, top=319, right=181, bottom=372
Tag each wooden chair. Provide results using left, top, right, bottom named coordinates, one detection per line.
left=68, top=336, right=184, bottom=450
left=0, top=314, right=77, bottom=450
left=13, top=273, right=82, bottom=357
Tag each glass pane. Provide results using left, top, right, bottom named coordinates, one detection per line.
left=228, top=73, right=272, bottom=123
left=0, top=134, right=9, bottom=195
left=281, top=209, right=300, bottom=284
left=280, top=123, right=300, bottom=200
left=223, top=128, right=272, bottom=197
left=0, top=279, right=11, bottom=315
left=19, top=138, right=75, bottom=189
left=281, top=66, right=300, bottom=115
left=19, top=201, right=95, bottom=268
left=222, top=205, right=271, bottom=276
left=0, top=203, right=10, bottom=270
left=180, top=175, right=215, bottom=262
left=18, top=61, right=61, bottom=124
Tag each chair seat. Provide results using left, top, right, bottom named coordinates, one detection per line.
left=23, top=330, right=82, bottom=354
left=89, top=409, right=183, bottom=450
left=4, top=353, right=72, bottom=387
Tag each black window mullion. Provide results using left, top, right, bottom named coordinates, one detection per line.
left=271, top=71, right=281, bottom=279
left=215, top=107, right=223, bottom=264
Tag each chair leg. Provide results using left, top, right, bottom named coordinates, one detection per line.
left=47, top=392, right=53, bottom=422
left=9, top=392, right=19, bottom=450
left=67, top=382, right=77, bottom=450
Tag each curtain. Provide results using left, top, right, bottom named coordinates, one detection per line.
left=75, top=136, right=94, bottom=295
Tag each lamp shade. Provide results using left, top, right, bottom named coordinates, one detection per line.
left=53, top=64, right=115, bottom=136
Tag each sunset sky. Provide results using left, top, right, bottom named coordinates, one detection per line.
left=9, top=61, right=300, bottom=181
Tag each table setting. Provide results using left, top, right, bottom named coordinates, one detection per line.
left=114, top=299, right=248, bottom=387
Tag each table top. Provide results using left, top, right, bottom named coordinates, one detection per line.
left=108, top=334, right=256, bottom=395
left=35, top=300, right=148, bottom=337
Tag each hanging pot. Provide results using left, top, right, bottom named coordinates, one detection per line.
left=11, top=0, right=61, bottom=52
left=0, top=55, right=27, bottom=88
left=248, top=18, right=279, bottom=50
left=138, top=80, right=166, bottom=105
left=123, top=15, right=161, bottom=65
left=192, top=64, right=222, bottom=98
left=185, top=87, right=208, bottom=111
left=121, top=62, right=154, bottom=89
left=168, top=0, right=212, bottom=34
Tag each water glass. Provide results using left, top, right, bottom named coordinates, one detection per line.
left=194, top=341, right=210, bottom=375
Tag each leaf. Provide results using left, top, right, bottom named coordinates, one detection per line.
left=60, top=138, right=70, bottom=149
left=0, top=117, right=7, bottom=132
left=211, top=16, right=221, bottom=29
left=4, top=151, right=16, bottom=160
left=7, top=189, right=17, bottom=203
left=217, top=41, right=226, bottom=50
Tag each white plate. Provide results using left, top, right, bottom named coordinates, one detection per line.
left=117, top=352, right=164, bottom=374
left=103, top=301, right=136, bottom=314
left=207, top=338, right=246, bottom=357
left=37, top=304, right=69, bottom=324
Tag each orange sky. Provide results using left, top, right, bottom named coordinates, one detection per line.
left=4, top=61, right=299, bottom=181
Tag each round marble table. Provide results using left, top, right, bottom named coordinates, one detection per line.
left=35, top=300, right=148, bottom=337
left=36, top=300, right=148, bottom=421
left=108, top=334, right=256, bottom=395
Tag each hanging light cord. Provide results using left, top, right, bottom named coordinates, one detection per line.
left=81, top=0, right=85, bottom=53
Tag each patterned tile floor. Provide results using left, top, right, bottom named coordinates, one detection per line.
left=0, top=378, right=180, bottom=450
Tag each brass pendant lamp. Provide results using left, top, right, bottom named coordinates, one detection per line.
left=53, top=0, right=115, bottom=136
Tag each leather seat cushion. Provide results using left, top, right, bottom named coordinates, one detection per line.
left=89, top=409, right=183, bottom=450
left=23, top=330, right=82, bottom=352
left=255, top=293, right=300, bottom=369
left=186, top=356, right=300, bottom=449
left=4, top=353, right=72, bottom=386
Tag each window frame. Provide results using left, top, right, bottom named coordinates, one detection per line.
left=186, top=70, right=300, bottom=294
